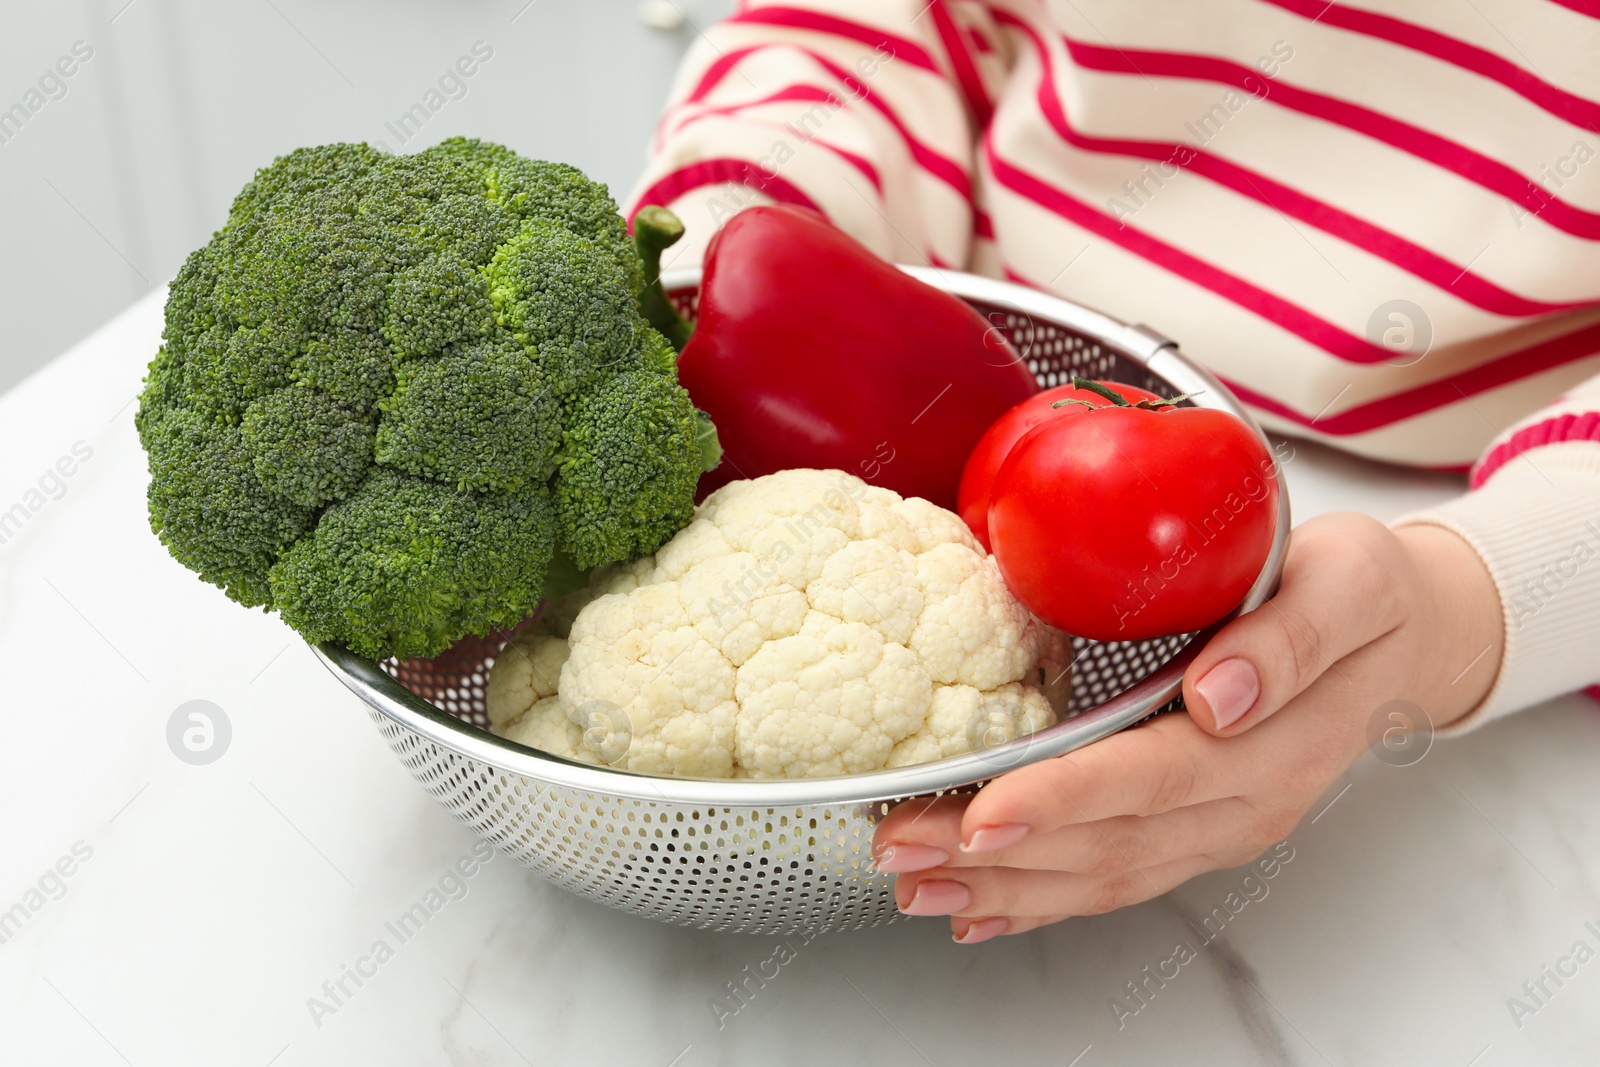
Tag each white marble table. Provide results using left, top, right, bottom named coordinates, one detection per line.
left=2, top=290, right=1596, bottom=1067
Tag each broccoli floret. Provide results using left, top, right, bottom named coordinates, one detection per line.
left=375, top=339, right=560, bottom=492
left=242, top=388, right=373, bottom=507
left=556, top=368, right=700, bottom=569
left=483, top=219, right=640, bottom=396
left=384, top=255, right=493, bottom=358
left=161, top=243, right=223, bottom=364
left=635, top=321, right=679, bottom=377
left=137, top=141, right=711, bottom=660
left=430, top=137, right=644, bottom=300
left=292, top=329, right=395, bottom=413
left=182, top=321, right=297, bottom=416
left=136, top=345, right=189, bottom=437
left=141, top=408, right=317, bottom=607
left=269, top=470, right=555, bottom=659
left=226, top=143, right=382, bottom=233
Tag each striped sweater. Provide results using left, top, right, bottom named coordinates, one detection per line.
left=627, top=0, right=1600, bottom=727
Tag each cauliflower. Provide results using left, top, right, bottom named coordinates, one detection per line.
left=487, top=591, right=590, bottom=762
left=487, top=469, right=1071, bottom=779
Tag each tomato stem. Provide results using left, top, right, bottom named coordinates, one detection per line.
left=1049, top=376, right=1204, bottom=411
left=1069, top=376, right=1131, bottom=406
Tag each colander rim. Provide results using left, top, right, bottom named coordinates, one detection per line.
left=312, top=266, right=1291, bottom=807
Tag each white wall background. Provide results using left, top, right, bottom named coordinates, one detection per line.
left=0, top=0, right=732, bottom=397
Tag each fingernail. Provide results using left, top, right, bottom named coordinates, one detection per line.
left=1195, top=658, right=1260, bottom=730
left=953, top=918, right=1009, bottom=945
left=872, top=844, right=949, bottom=873
left=901, top=879, right=971, bottom=917
left=961, top=823, right=1030, bottom=854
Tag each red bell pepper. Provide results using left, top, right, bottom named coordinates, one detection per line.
left=641, top=205, right=1039, bottom=509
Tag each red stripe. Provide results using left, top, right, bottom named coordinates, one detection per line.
left=669, top=83, right=841, bottom=137
left=1260, top=0, right=1600, bottom=133
left=1547, top=0, right=1600, bottom=16
left=974, top=210, right=995, bottom=239
left=1219, top=327, right=1600, bottom=433
left=996, top=11, right=1593, bottom=317
left=769, top=48, right=975, bottom=202
left=680, top=42, right=973, bottom=203
left=988, top=134, right=1404, bottom=364
left=628, top=158, right=823, bottom=220
left=727, top=6, right=942, bottom=74
left=1586, top=685, right=1600, bottom=702
left=687, top=47, right=761, bottom=105
left=656, top=45, right=766, bottom=153
left=1061, top=38, right=1600, bottom=240
left=667, top=86, right=885, bottom=190
left=1470, top=409, right=1600, bottom=486
left=1004, top=242, right=1600, bottom=431
left=928, top=0, right=994, bottom=127
left=807, top=141, right=882, bottom=191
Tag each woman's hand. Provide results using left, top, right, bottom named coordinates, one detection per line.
left=870, top=513, right=1505, bottom=943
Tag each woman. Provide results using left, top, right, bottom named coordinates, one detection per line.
left=627, top=0, right=1600, bottom=943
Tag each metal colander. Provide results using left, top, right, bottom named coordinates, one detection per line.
left=313, top=267, right=1291, bottom=935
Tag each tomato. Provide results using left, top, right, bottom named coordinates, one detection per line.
left=957, top=381, right=1164, bottom=551
left=987, top=383, right=1279, bottom=641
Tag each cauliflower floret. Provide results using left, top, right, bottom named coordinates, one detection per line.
left=559, top=585, right=739, bottom=777
left=675, top=553, right=810, bottom=666
left=886, top=683, right=1056, bottom=768
left=487, top=469, right=1071, bottom=779
left=910, top=542, right=1046, bottom=689
left=889, top=494, right=982, bottom=554
left=501, top=696, right=591, bottom=763
left=735, top=621, right=932, bottom=778
left=806, top=539, right=923, bottom=643
left=486, top=628, right=571, bottom=732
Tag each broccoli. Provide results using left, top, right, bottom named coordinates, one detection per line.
left=555, top=368, right=701, bottom=567
left=270, top=468, right=556, bottom=659
left=137, top=139, right=712, bottom=660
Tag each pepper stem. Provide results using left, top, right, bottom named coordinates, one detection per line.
left=633, top=206, right=695, bottom=352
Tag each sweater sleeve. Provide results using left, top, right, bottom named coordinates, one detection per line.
left=624, top=0, right=1011, bottom=270
left=1394, top=371, right=1600, bottom=732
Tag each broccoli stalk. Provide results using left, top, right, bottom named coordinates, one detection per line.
left=137, top=139, right=715, bottom=661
